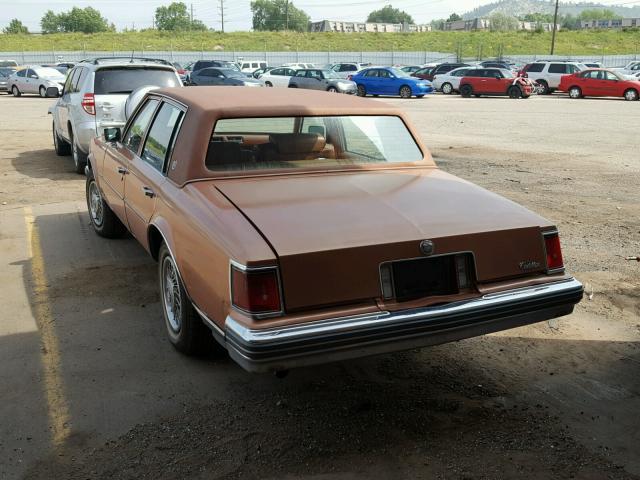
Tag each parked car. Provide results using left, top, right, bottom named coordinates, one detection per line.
left=459, top=68, right=533, bottom=99
left=582, top=61, right=603, bottom=69
left=519, top=61, right=586, bottom=94
left=558, top=68, right=640, bottom=101
left=0, top=68, right=15, bottom=93
left=400, top=65, right=423, bottom=74
left=252, top=66, right=276, bottom=79
left=239, top=60, right=268, bottom=73
left=352, top=67, right=434, bottom=98
left=330, top=62, right=368, bottom=79
left=260, top=66, right=300, bottom=87
left=611, top=61, right=640, bottom=75
left=189, top=68, right=262, bottom=87
left=288, top=69, right=356, bottom=94
left=8, top=65, right=66, bottom=97
left=187, top=60, right=243, bottom=83
left=282, top=62, right=316, bottom=69
left=432, top=66, right=480, bottom=94
left=479, top=61, right=514, bottom=71
left=0, top=60, right=19, bottom=68
left=49, top=58, right=182, bottom=173
left=413, top=63, right=469, bottom=81
left=84, top=86, right=583, bottom=372
left=172, top=62, right=187, bottom=83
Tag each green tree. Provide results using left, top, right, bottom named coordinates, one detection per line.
left=155, top=2, right=201, bottom=31
left=250, top=0, right=310, bottom=32
left=446, top=13, right=462, bottom=22
left=3, top=18, right=29, bottom=34
left=489, top=12, right=519, bottom=32
left=366, top=5, right=414, bottom=24
left=40, top=7, right=110, bottom=33
left=561, top=14, right=578, bottom=30
left=578, top=9, right=621, bottom=21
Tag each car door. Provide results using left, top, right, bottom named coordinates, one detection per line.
left=24, top=68, right=38, bottom=94
left=578, top=70, right=598, bottom=96
left=292, top=69, right=309, bottom=88
left=377, top=69, right=394, bottom=94
left=362, top=69, right=380, bottom=93
left=307, top=70, right=326, bottom=90
left=55, top=67, right=77, bottom=140
left=602, top=71, right=623, bottom=97
left=101, top=98, right=160, bottom=224
left=124, top=101, right=185, bottom=244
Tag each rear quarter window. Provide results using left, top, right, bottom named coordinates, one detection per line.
left=527, top=63, right=545, bottom=73
left=94, top=68, right=179, bottom=95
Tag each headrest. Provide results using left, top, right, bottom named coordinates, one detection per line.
left=206, top=141, right=242, bottom=167
left=269, top=133, right=326, bottom=154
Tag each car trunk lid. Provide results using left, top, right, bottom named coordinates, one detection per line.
left=214, top=169, right=552, bottom=311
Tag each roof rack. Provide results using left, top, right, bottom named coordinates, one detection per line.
left=79, top=57, right=173, bottom=66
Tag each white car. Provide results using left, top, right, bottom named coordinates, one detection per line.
left=521, top=61, right=586, bottom=94
left=239, top=60, right=268, bottom=73
left=613, top=61, right=640, bottom=76
left=260, top=66, right=300, bottom=87
left=8, top=65, right=66, bottom=97
left=282, top=62, right=316, bottom=69
left=432, top=66, right=480, bottom=94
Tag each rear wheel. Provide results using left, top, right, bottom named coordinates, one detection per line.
left=70, top=129, right=87, bottom=174
left=357, top=84, right=366, bottom=97
left=460, top=84, right=472, bottom=97
left=11, top=85, right=20, bottom=97
left=508, top=86, right=522, bottom=99
left=327, top=86, right=338, bottom=93
left=568, top=86, right=582, bottom=99
left=399, top=85, right=412, bottom=98
left=86, top=169, right=126, bottom=238
left=159, top=244, right=217, bottom=355
left=265, top=81, right=273, bottom=87
left=441, top=82, right=453, bottom=94
left=624, top=88, right=639, bottom=101
left=52, top=121, right=71, bottom=156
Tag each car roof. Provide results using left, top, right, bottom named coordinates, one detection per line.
left=151, top=87, right=416, bottom=185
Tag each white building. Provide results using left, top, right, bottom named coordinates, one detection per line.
left=580, top=18, right=640, bottom=29
left=310, top=20, right=431, bottom=33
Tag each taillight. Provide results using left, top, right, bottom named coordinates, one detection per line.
left=81, top=93, right=95, bottom=115
left=231, top=265, right=282, bottom=315
left=544, top=232, right=564, bottom=272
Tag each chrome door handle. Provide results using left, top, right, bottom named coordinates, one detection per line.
left=117, top=166, right=128, bottom=174
left=142, top=187, right=155, bottom=198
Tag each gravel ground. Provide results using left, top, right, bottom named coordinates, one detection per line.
left=0, top=92, right=638, bottom=480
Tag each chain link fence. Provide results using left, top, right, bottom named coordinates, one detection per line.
left=2, top=50, right=638, bottom=67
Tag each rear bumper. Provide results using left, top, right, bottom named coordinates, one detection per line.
left=223, top=278, right=583, bottom=372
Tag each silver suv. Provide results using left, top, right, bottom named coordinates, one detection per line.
left=49, top=57, right=181, bottom=173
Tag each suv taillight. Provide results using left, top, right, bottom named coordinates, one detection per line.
left=81, top=93, right=95, bottom=115
left=544, top=232, right=564, bottom=272
left=231, top=265, right=282, bottom=315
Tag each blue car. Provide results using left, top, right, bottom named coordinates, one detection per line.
left=351, top=67, right=434, bottom=98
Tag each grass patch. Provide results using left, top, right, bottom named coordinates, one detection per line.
left=0, top=29, right=639, bottom=56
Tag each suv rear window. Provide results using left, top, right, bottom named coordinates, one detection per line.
left=94, top=68, right=179, bottom=95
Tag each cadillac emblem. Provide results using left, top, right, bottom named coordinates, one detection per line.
left=419, top=239, right=434, bottom=256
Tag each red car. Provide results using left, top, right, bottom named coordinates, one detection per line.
left=459, top=68, right=533, bottom=99
left=558, top=69, right=640, bottom=101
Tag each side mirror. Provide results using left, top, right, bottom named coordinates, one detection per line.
left=104, top=127, right=121, bottom=143
left=494, top=75, right=501, bottom=79
left=45, top=86, right=60, bottom=98
left=30, top=74, right=38, bottom=79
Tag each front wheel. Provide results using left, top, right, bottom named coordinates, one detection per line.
left=624, top=88, right=639, bottom=101
left=265, top=81, right=273, bottom=87
left=399, top=85, right=412, bottom=99
left=39, top=86, right=47, bottom=98
left=159, top=244, right=217, bottom=355
left=508, top=86, right=522, bottom=99
left=357, top=84, right=366, bottom=97
left=536, top=80, right=550, bottom=95
left=441, top=82, right=453, bottom=94
left=460, top=84, right=472, bottom=97
left=568, top=86, right=582, bottom=99
left=86, top=171, right=126, bottom=238
left=327, top=86, right=338, bottom=93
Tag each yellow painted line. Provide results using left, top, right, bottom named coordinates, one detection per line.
left=24, top=206, right=70, bottom=448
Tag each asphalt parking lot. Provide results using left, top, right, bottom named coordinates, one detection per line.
left=0, top=92, right=638, bottom=480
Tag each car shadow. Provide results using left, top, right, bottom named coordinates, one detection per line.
left=11, top=148, right=80, bottom=180
left=7, top=207, right=640, bottom=480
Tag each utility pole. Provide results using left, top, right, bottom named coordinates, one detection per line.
left=190, top=3, right=194, bottom=22
left=550, top=0, right=560, bottom=55
left=219, top=0, right=225, bottom=33
left=285, top=0, right=289, bottom=31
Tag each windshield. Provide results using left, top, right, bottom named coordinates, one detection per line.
left=94, top=67, right=179, bottom=94
left=389, top=68, right=411, bottom=78
left=224, top=70, right=245, bottom=78
left=206, top=116, right=423, bottom=172
left=34, top=67, right=65, bottom=79
left=322, top=70, right=341, bottom=79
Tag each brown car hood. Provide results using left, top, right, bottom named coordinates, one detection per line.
left=210, top=168, right=553, bottom=310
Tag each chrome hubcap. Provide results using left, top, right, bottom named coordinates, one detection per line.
left=443, top=84, right=452, bottom=93
left=162, top=257, right=182, bottom=333
left=88, top=182, right=104, bottom=227
left=626, top=90, right=637, bottom=100
left=570, top=89, right=580, bottom=98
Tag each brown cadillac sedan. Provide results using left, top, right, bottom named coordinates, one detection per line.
left=86, top=87, right=583, bottom=373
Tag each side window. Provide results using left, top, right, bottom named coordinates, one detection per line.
left=308, top=70, right=321, bottom=79
left=295, top=70, right=307, bottom=77
left=527, top=63, right=545, bottom=73
left=17, top=70, right=26, bottom=78
left=27, top=69, right=36, bottom=78
left=122, top=99, right=159, bottom=154
left=379, top=70, right=391, bottom=78
left=604, top=71, right=618, bottom=81
left=63, top=68, right=75, bottom=93
left=70, top=68, right=83, bottom=93
left=141, top=103, right=184, bottom=173
left=548, top=63, right=565, bottom=74
left=567, top=65, right=579, bottom=74
left=270, top=68, right=282, bottom=76
left=364, top=69, right=378, bottom=78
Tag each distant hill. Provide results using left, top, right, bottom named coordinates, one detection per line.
left=462, top=0, right=640, bottom=19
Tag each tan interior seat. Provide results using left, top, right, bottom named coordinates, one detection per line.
left=260, top=133, right=336, bottom=163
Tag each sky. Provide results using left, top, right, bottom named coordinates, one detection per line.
left=0, top=0, right=635, bottom=32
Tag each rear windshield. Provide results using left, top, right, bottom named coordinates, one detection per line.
left=0, top=61, right=18, bottom=67
left=206, top=116, right=423, bottom=172
left=94, top=67, right=179, bottom=95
